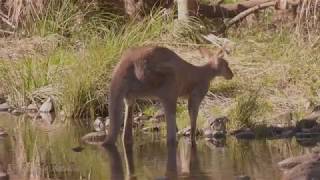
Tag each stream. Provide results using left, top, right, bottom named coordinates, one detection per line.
left=0, top=112, right=316, bottom=180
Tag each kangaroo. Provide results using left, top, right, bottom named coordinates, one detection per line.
left=104, top=46, right=233, bottom=146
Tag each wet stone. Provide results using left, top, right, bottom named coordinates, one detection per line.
left=296, top=119, right=318, bottom=132
left=278, top=153, right=319, bottom=171
left=26, top=104, right=38, bottom=112
left=0, top=172, right=9, bottom=180
left=93, top=117, right=106, bottom=132
left=235, top=175, right=250, bottom=180
left=205, top=137, right=226, bottom=148
left=177, top=126, right=201, bottom=137
left=0, top=127, right=8, bottom=139
left=295, top=132, right=320, bottom=139
left=143, top=126, right=160, bottom=133
left=212, top=131, right=226, bottom=139
left=231, top=128, right=255, bottom=140
left=134, top=112, right=152, bottom=122
left=39, top=98, right=54, bottom=113
left=209, top=116, right=228, bottom=133
left=281, top=158, right=320, bottom=180
left=203, top=127, right=213, bottom=139
left=11, top=109, right=24, bottom=116
left=81, top=131, right=106, bottom=145
left=0, top=103, right=9, bottom=112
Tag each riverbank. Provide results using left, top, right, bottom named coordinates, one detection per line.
left=0, top=5, right=319, bottom=132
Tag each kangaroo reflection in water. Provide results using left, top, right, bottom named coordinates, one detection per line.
left=102, top=138, right=209, bottom=180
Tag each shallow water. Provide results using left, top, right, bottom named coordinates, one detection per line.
left=0, top=112, right=316, bottom=180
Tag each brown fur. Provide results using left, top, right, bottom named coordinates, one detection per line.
left=104, top=46, right=234, bottom=146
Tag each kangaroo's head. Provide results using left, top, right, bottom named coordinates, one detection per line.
left=199, top=48, right=234, bottom=80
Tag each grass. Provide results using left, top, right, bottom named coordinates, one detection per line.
left=0, top=1, right=173, bottom=121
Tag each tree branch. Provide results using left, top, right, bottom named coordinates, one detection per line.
left=198, top=0, right=275, bottom=18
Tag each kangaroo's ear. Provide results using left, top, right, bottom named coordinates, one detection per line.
left=199, top=47, right=213, bottom=59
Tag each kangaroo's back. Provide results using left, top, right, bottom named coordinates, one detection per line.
left=114, top=46, right=192, bottom=84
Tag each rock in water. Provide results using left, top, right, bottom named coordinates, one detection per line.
left=231, top=128, right=255, bottom=140
left=278, top=153, right=319, bottom=171
left=236, top=175, right=250, bottom=180
left=0, top=128, right=8, bottom=138
left=93, top=117, right=106, bottom=132
left=27, top=104, right=38, bottom=112
left=81, top=131, right=106, bottom=145
left=0, top=103, right=9, bottom=112
left=39, top=97, right=54, bottom=113
left=0, top=171, right=8, bottom=180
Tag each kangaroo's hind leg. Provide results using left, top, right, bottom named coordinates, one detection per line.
left=123, top=97, right=135, bottom=145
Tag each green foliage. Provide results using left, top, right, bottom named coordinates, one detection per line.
left=0, top=7, right=172, bottom=119
left=228, top=89, right=270, bottom=129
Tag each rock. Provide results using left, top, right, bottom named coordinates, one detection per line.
left=0, top=172, right=9, bottom=180
left=0, top=103, right=9, bottom=112
left=81, top=131, right=106, bottom=145
left=0, top=128, right=8, bottom=137
left=231, top=128, right=255, bottom=140
left=236, top=175, right=250, bottom=180
left=178, top=127, right=191, bottom=136
left=278, top=153, right=319, bottom=171
left=212, top=130, right=226, bottom=139
left=209, top=116, right=228, bottom=133
left=134, top=112, right=152, bottom=122
left=205, top=137, right=226, bottom=148
left=143, top=126, right=160, bottom=133
left=296, top=119, right=319, bottom=132
left=177, top=126, right=201, bottom=137
left=39, top=97, right=54, bottom=113
left=203, top=127, right=213, bottom=139
left=296, top=138, right=318, bottom=147
left=295, top=132, right=320, bottom=139
left=93, top=117, right=106, bottom=132
left=281, top=159, right=320, bottom=180
left=281, top=128, right=296, bottom=138
left=266, top=126, right=296, bottom=139
left=26, top=104, right=38, bottom=112
left=11, top=109, right=24, bottom=116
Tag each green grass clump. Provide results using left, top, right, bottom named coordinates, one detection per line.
left=228, top=89, right=270, bottom=129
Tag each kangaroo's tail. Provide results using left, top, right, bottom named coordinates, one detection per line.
left=104, top=76, right=126, bottom=145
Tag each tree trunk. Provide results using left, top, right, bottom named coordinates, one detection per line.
left=123, top=0, right=143, bottom=19
left=177, top=0, right=198, bottom=21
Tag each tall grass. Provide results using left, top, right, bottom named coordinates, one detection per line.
left=0, top=4, right=173, bottom=120
left=228, top=89, right=271, bottom=129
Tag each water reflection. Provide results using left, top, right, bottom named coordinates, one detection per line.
left=103, top=145, right=125, bottom=180
left=0, top=113, right=317, bottom=180
left=102, top=138, right=211, bottom=180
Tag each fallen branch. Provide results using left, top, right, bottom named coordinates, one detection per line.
left=0, top=11, right=16, bottom=29
left=0, top=29, right=14, bottom=35
left=198, top=0, right=275, bottom=18
left=224, top=1, right=277, bottom=30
